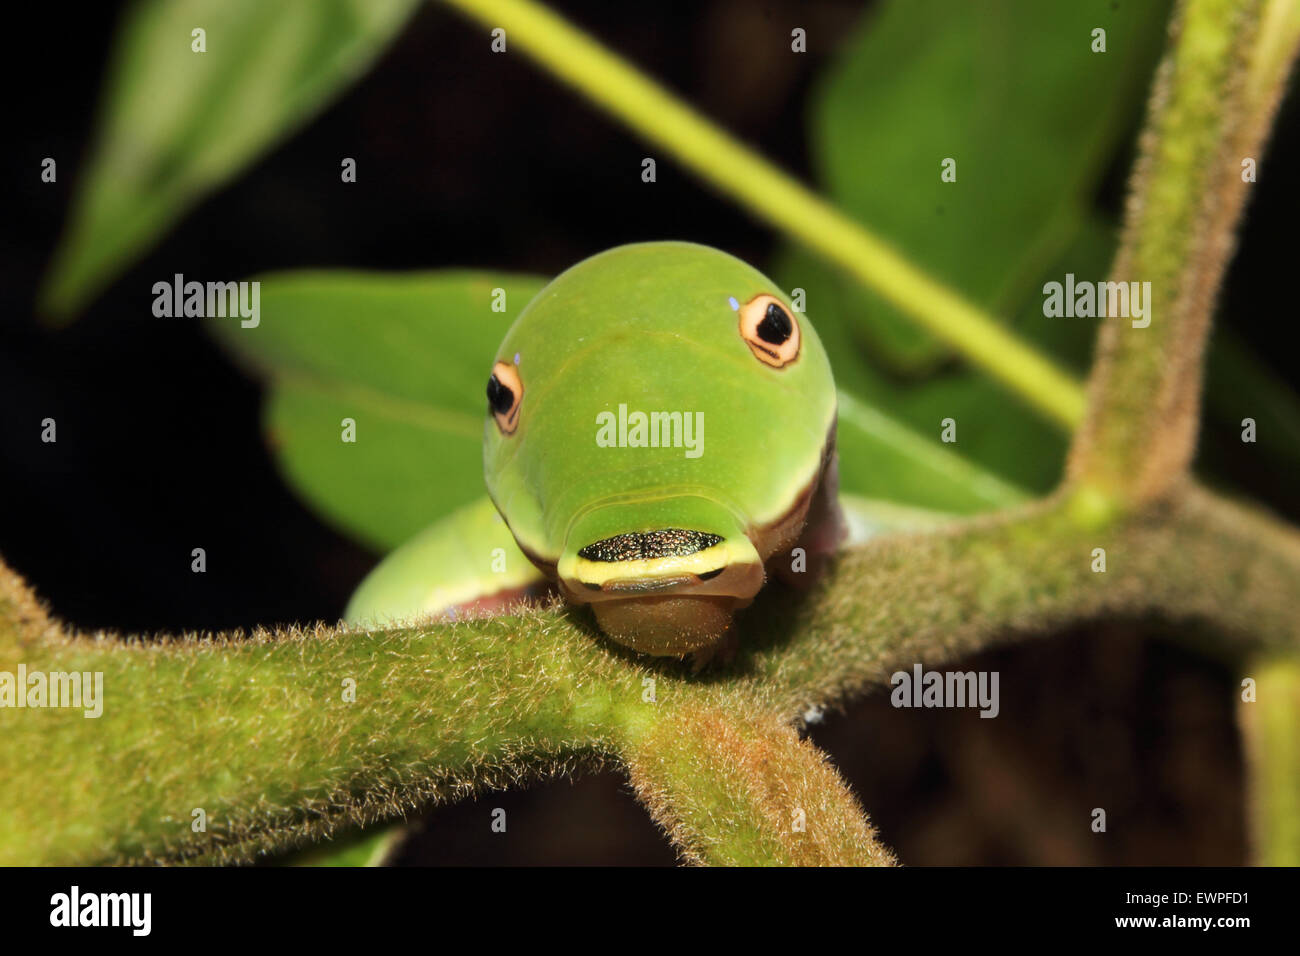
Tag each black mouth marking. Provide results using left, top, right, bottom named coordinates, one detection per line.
left=581, top=566, right=727, bottom=594
left=604, top=575, right=695, bottom=594
left=577, top=529, right=724, bottom=563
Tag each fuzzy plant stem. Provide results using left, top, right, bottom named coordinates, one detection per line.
left=1067, top=0, right=1300, bottom=508
left=3, top=482, right=1298, bottom=865
left=622, top=703, right=896, bottom=866
left=1061, top=0, right=1300, bottom=862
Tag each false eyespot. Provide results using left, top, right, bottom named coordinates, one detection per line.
left=737, top=293, right=800, bottom=368
left=487, top=360, right=523, bottom=434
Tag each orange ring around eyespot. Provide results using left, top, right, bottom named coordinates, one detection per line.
left=738, top=294, right=800, bottom=368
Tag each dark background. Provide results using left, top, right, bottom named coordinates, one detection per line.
left=1, top=0, right=1295, bottom=864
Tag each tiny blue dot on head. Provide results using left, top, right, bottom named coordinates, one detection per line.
left=513, top=352, right=521, bottom=365
left=728, top=296, right=740, bottom=311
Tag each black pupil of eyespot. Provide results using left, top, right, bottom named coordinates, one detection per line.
left=756, top=302, right=793, bottom=345
left=487, top=374, right=514, bottom=415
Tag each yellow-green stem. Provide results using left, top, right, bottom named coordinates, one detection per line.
left=1240, top=655, right=1300, bottom=865
left=438, top=0, right=1086, bottom=428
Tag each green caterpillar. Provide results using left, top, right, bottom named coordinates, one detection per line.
left=348, top=241, right=937, bottom=658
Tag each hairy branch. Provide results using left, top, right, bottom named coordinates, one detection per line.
left=730, top=486, right=1300, bottom=716
left=4, top=481, right=1297, bottom=865
left=0, top=581, right=632, bottom=865
left=623, top=702, right=895, bottom=865
left=1068, top=0, right=1300, bottom=504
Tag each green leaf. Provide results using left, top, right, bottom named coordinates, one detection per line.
left=1205, top=332, right=1300, bottom=474
left=39, top=0, right=421, bottom=319
left=838, top=494, right=957, bottom=546
left=807, top=0, right=1171, bottom=370
left=208, top=270, right=548, bottom=551
left=286, top=823, right=408, bottom=867
left=835, top=391, right=1028, bottom=513
left=779, top=217, right=1115, bottom=492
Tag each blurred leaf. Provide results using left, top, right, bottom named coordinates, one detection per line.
left=1205, top=331, right=1300, bottom=472
left=40, top=0, right=421, bottom=319
left=287, top=824, right=407, bottom=867
left=835, top=391, right=1028, bottom=512
left=780, top=216, right=1115, bottom=492
left=807, top=0, right=1171, bottom=370
left=839, top=493, right=958, bottom=546
left=208, top=271, right=548, bottom=551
